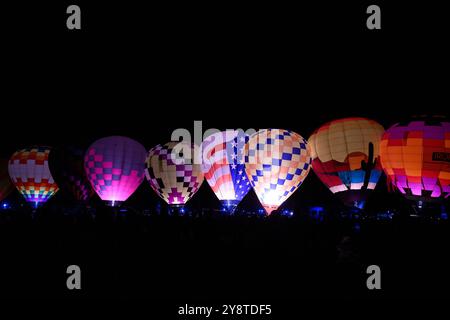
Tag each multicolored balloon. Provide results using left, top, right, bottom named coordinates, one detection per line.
left=380, top=117, right=450, bottom=202
left=8, top=146, right=59, bottom=206
left=0, top=158, right=14, bottom=203
left=49, top=145, right=94, bottom=202
left=84, top=136, right=147, bottom=206
left=245, top=129, right=312, bottom=215
left=201, top=130, right=251, bottom=213
left=308, top=117, right=385, bottom=208
left=145, top=142, right=204, bottom=206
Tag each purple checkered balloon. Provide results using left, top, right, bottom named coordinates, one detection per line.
left=145, top=142, right=204, bottom=205
left=84, top=136, right=147, bottom=206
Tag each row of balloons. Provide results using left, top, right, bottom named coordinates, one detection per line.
left=1, top=116, right=449, bottom=214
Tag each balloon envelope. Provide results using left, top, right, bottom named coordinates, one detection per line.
left=84, top=136, right=147, bottom=205
left=245, top=129, right=312, bottom=215
left=49, top=145, right=94, bottom=202
left=380, top=117, right=450, bottom=202
left=145, top=142, right=204, bottom=205
left=201, top=130, right=251, bottom=212
left=308, top=117, right=385, bottom=207
left=8, top=146, right=59, bottom=205
left=0, top=158, right=14, bottom=202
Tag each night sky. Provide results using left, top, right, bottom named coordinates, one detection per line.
left=2, top=2, right=447, bottom=154
left=1, top=0, right=449, bottom=307
left=2, top=1, right=448, bottom=212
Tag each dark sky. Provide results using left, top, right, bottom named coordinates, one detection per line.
left=3, top=1, right=448, bottom=210
left=1, top=2, right=450, bottom=305
left=2, top=1, right=448, bottom=156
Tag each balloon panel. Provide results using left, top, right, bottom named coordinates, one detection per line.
left=201, top=130, right=251, bottom=202
left=8, top=146, right=58, bottom=204
left=84, top=136, right=146, bottom=202
left=380, top=120, right=450, bottom=200
left=245, top=129, right=312, bottom=214
left=49, top=145, right=94, bottom=202
left=309, top=117, right=385, bottom=194
left=146, top=142, right=204, bottom=205
left=0, top=158, right=14, bottom=202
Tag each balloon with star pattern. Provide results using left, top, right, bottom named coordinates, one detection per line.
left=201, top=130, right=252, bottom=213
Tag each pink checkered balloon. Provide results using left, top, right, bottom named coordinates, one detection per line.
left=84, top=136, right=147, bottom=206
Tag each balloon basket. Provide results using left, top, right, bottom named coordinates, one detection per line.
left=262, top=204, right=278, bottom=216
left=27, top=200, right=44, bottom=210
left=106, top=200, right=123, bottom=207
left=220, top=200, right=239, bottom=215
left=168, top=205, right=189, bottom=216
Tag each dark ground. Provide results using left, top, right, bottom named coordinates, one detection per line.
left=1, top=197, right=449, bottom=300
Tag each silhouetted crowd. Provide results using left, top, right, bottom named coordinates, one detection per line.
left=0, top=202, right=449, bottom=299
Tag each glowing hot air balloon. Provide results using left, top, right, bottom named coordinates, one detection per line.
left=308, top=117, right=385, bottom=208
left=8, top=146, right=59, bottom=206
left=201, top=130, right=251, bottom=213
left=245, top=129, right=312, bottom=215
left=84, top=136, right=147, bottom=206
left=145, top=142, right=204, bottom=207
left=380, top=116, right=450, bottom=204
left=49, top=145, right=94, bottom=202
left=0, top=158, right=14, bottom=203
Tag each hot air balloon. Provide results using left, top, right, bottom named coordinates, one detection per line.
left=49, top=145, right=94, bottom=202
left=84, top=136, right=147, bottom=206
left=0, top=158, right=14, bottom=203
left=245, top=129, right=312, bottom=215
left=145, top=142, right=204, bottom=209
left=380, top=116, right=450, bottom=205
left=308, top=117, right=385, bottom=208
left=201, top=130, right=251, bottom=213
left=8, top=146, right=59, bottom=207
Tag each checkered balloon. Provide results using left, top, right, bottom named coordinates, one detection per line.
left=380, top=117, right=450, bottom=201
left=145, top=142, right=204, bottom=205
left=245, top=129, right=312, bottom=215
left=84, top=136, right=147, bottom=205
left=201, top=130, right=251, bottom=210
left=8, top=146, right=59, bottom=205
